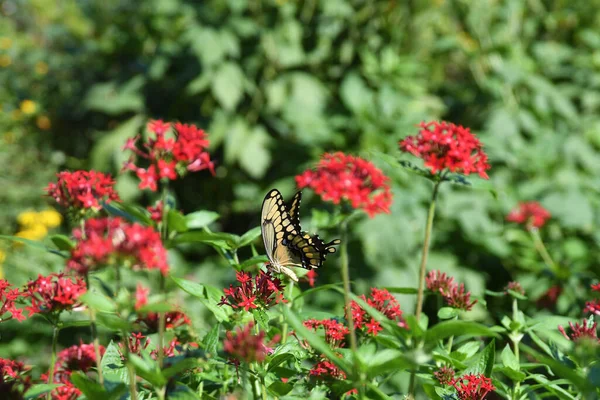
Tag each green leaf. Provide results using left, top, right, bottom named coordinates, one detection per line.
left=202, top=324, right=220, bottom=354
left=186, top=211, right=220, bottom=229
left=495, top=366, right=526, bottom=382
left=464, top=339, right=495, bottom=377
left=268, top=353, right=295, bottom=372
left=128, top=354, right=166, bottom=387
left=212, top=62, right=244, bottom=110
left=171, top=276, right=231, bottom=322
left=49, top=234, right=75, bottom=251
left=96, top=312, right=132, bottom=331
left=167, top=384, right=202, bottom=400
left=437, top=307, right=459, bottom=320
left=238, top=126, right=272, bottom=179
left=252, top=308, right=270, bottom=331
left=162, top=358, right=198, bottom=379
left=238, top=255, right=269, bottom=270
left=383, top=287, right=418, bottom=294
left=365, top=349, right=416, bottom=377
left=282, top=307, right=352, bottom=375
left=398, top=160, right=434, bottom=179
left=0, top=234, right=65, bottom=257
left=366, top=382, right=394, bottom=400
left=501, top=344, right=519, bottom=371
left=136, top=302, right=175, bottom=313
left=424, top=321, right=498, bottom=345
left=293, top=283, right=344, bottom=300
left=80, top=292, right=116, bottom=313
left=239, top=226, right=261, bottom=247
left=172, top=231, right=240, bottom=250
left=268, top=382, right=293, bottom=396
left=168, top=209, right=188, bottom=233
left=101, top=341, right=129, bottom=384
left=70, top=371, right=107, bottom=399
left=85, top=77, right=145, bottom=115
left=24, top=384, right=60, bottom=399
left=102, top=201, right=152, bottom=225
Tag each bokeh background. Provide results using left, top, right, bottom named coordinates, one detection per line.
left=2, top=0, right=600, bottom=387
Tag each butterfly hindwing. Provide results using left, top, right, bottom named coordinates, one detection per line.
left=287, top=191, right=302, bottom=230
left=288, top=231, right=341, bottom=270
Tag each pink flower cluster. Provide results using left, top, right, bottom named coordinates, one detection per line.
left=559, top=320, right=599, bottom=343
left=400, top=121, right=491, bottom=178
left=45, top=170, right=120, bottom=211
left=296, top=152, right=393, bottom=217
left=219, top=271, right=286, bottom=311
left=23, top=273, right=86, bottom=316
left=426, top=270, right=477, bottom=311
left=67, top=217, right=169, bottom=275
left=349, top=288, right=405, bottom=336
left=123, top=120, right=215, bottom=191
left=0, top=357, right=31, bottom=397
left=223, top=322, right=279, bottom=363
left=0, top=280, right=25, bottom=322
left=507, top=201, right=551, bottom=229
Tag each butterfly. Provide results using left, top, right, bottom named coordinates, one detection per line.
left=261, top=189, right=340, bottom=281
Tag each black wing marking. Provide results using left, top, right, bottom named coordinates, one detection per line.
left=287, top=191, right=302, bottom=230
left=287, top=231, right=341, bottom=270
left=260, top=189, right=301, bottom=263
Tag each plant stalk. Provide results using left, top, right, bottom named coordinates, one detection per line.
left=46, top=325, right=59, bottom=400
left=281, top=280, right=294, bottom=344
left=530, top=228, right=557, bottom=273
left=85, top=273, right=104, bottom=385
left=409, top=180, right=441, bottom=398
left=158, top=185, right=169, bottom=368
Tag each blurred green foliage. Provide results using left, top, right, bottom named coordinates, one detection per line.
left=2, top=0, right=600, bottom=386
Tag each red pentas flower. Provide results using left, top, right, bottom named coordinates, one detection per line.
left=218, top=271, right=286, bottom=311
left=23, top=273, right=86, bottom=316
left=506, top=202, right=550, bottom=229
left=0, top=357, right=31, bottom=398
left=426, top=270, right=477, bottom=311
left=304, top=319, right=350, bottom=348
left=452, top=373, right=495, bottom=400
left=223, top=322, right=279, bottom=363
left=558, top=320, right=599, bottom=343
left=45, top=170, right=120, bottom=211
left=295, top=152, right=393, bottom=217
left=400, top=121, right=491, bottom=178
left=134, top=284, right=190, bottom=331
left=435, top=366, right=456, bottom=386
left=123, top=120, right=215, bottom=192
left=147, top=200, right=164, bottom=223
left=67, top=217, right=169, bottom=276
left=585, top=283, right=600, bottom=315
left=309, top=359, right=346, bottom=380
left=0, top=280, right=25, bottom=323
left=120, top=332, right=150, bottom=357
left=348, top=288, right=406, bottom=336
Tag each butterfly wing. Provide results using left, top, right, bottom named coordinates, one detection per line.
left=288, top=232, right=341, bottom=270
left=287, top=191, right=302, bottom=230
left=261, top=189, right=303, bottom=280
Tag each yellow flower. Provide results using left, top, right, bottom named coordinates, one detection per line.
left=36, top=115, right=51, bottom=130
left=15, top=224, right=48, bottom=241
left=20, top=100, right=37, bottom=115
left=17, top=210, right=39, bottom=228
left=0, top=55, right=10, bottom=67
left=35, top=61, right=48, bottom=75
left=38, top=209, right=62, bottom=228
left=0, top=37, right=11, bottom=49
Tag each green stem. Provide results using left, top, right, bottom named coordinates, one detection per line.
left=512, top=298, right=521, bottom=399
left=409, top=180, right=441, bottom=398
left=340, top=220, right=361, bottom=394
left=115, top=264, right=121, bottom=297
left=85, top=273, right=104, bottom=385
left=46, top=325, right=59, bottom=400
left=529, top=228, right=557, bottom=274
left=281, top=280, right=295, bottom=344
left=121, top=333, right=137, bottom=400
left=158, top=185, right=169, bottom=368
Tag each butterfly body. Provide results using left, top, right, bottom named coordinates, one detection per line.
left=260, top=189, right=340, bottom=281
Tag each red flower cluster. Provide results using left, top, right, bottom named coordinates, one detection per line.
left=452, top=373, right=495, bottom=400
left=302, top=269, right=318, bottom=287
left=121, top=332, right=150, bottom=357
left=309, top=359, right=346, bottom=380
left=295, top=152, right=393, bottom=217
left=123, top=120, right=215, bottom=191
left=536, top=285, right=562, bottom=309
left=585, top=283, right=600, bottom=315
left=505, top=281, right=525, bottom=296
left=219, top=271, right=286, bottom=311
left=45, top=170, right=120, bottom=211
left=304, top=319, right=350, bottom=348
left=399, top=121, right=491, bottom=178
left=134, top=284, right=190, bottom=331
left=147, top=200, right=164, bottom=223
left=46, top=342, right=106, bottom=400
left=223, top=322, right=279, bottom=363
left=0, top=280, right=25, bottom=322
left=427, top=271, right=477, bottom=311
left=558, top=320, right=599, bottom=343
left=23, top=273, right=86, bottom=316
left=349, top=288, right=405, bottom=336
left=506, top=202, right=551, bottom=229
left=0, top=357, right=31, bottom=397
left=67, top=217, right=169, bottom=275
